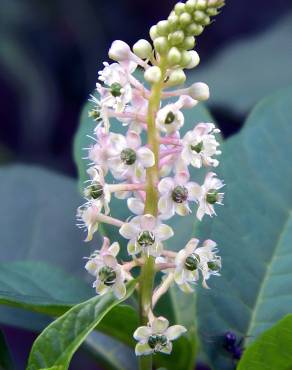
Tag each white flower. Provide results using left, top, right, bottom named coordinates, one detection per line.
left=119, top=214, right=173, bottom=257
left=158, top=171, right=201, bottom=219
left=120, top=90, right=148, bottom=133
left=84, top=166, right=111, bottom=214
left=174, top=238, right=221, bottom=292
left=156, top=103, right=184, bottom=134
left=108, top=40, right=132, bottom=61
left=181, top=123, right=221, bottom=168
left=127, top=196, right=145, bottom=215
left=97, top=62, right=136, bottom=112
left=76, top=203, right=101, bottom=242
left=196, top=172, right=224, bottom=221
left=108, top=131, right=155, bottom=181
left=134, top=316, right=186, bottom=356
left=85, top=237, right=126, bottom=299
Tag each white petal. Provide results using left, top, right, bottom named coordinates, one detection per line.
left=85, top=260, right=98, bottom=276
left=165, top=325, right=187, bottom=340
left=159, top=341, right=172, bottom=354
left=128, top=197, right=144, bottom=215
left=133, top=326, right=152, bottom=341
left=126, top=130, right=141, bottom=149
left=174, top=269, right=185, bottom=285
left=119, top=222, right=139, bottom=239
left=151, top=317, right=169, bottom=333
left=184, top=238, right=200, bottom=255
left=175, top=171, right=189, bottom=185
left=158, top=177, right=174, bottom=194
left=137, top=147, right=155, bottom=167
left=103, top=254, right=118, bottom=268
left=155, top=224, right=174, bottom=241
left=128, top=240, right=141, bottom=255
left=113, top=282, right=126, bottom=299
left=108, top=242, right=120, bottom=257
left=141, top=214, right=156, bottom=230
left=135, top=342, right=153, bottom=356
left=175, top=202, right=190, bottom=216
left=158, top=196, right=174, bottom=220
left=186, top=182, right=202, bottom=201
left=94, top=281, right=109, bottom=295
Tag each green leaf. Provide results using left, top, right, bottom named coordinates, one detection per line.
left=189, top=13, right=292, bottom=114
left=0, top=329, right=14, bottom=370
left=195, top=87, right=292, bottom=369
left=27, top=280, right=136, bottom=370
left=237, top=314, right=292, bottom=370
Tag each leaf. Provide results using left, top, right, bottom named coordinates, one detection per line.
left=27, top=280, right=136, bottom=370
left=189, top=13, right=292, bottom=114
left=195, top=87, right=292, bottom=369
left=237, top=314, right=292, bottom=370
left=0, top=329, right=14, bottom=370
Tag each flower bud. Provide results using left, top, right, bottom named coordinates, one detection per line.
left=168, top=13, right=179, bottom=30
left=167, top=47, right=181, bottom=65
left=193, top=10, right=206, bottom=23
left=174, top=2, right=185, bottom=15
left=133, top=39, right=152, bottom=59
left=166, top=69, right=186, bottom=86
left=154, top=37, right=169, bottom=54
left=179, top=12, right=192, bottom=26
left=206, top=8, right=219, bottom=16
left=196, top=0, right=207, bottom=10
left=187, top=24, right=204, bottom=36
left=185, top=0, right=196, bottom=12
left=144, top=66, right=162, bottom=84
left=182, top=36, right=196, bottom=50
left=185, top=50, right=200, bottom=69
left=150, top=25, right=159, bottom=40
left=188, top=82, right=210, bottom=101
left=157, top=20, right=170, bottom=36
left=168, top=30, right=185, bottom=46
left=108, top=40, right=131, bottom=61
left=180, top=50, right=192, bottom=67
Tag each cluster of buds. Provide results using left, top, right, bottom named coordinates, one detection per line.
left=77, top=0, right=224, bottom=358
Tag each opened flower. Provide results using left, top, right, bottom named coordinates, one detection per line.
left=134, top=316, right=186, bottom=355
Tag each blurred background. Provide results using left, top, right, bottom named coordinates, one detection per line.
left=1, top=0, right=292, bottom=368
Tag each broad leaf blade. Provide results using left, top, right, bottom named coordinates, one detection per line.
left=237, top=315, right=292, bottom=370
left=27, top=280, right=136, bottom=370
left=195, top=87, right=292, bottom=369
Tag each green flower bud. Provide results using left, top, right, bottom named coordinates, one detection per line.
left=185, top=50, right=200, bottom=68
left=179, top=12, right=192, bottom=26
left=120, top=148, right=137, bottom=165
left=206, top=8, right=219, bottom=16
left=168, top=30, right=185, bottom=46
left=174, top=2, right=185, bottom=15
left=154, top=37, right=169, bottom=55
left=185, top=0, right=197, bottom=12
left=157, top=20, right=170, bottom=36
left=133, top=39, right=152, bottom=59
left=167, top=47, right=182, bottom=65
left=144, top=66, right=162, bottom=84
left=168, top=13, right=179, bottom=30
left=187, top=23, right=204, bottom=36
left=165, top=69, right=186, bottom=87
left=201, top=15, right=211, bottom=26
left=150, top=25, right=159, bottom=40
left=193, top=10, right=206, bottom=23
left=189, top=82, right=209, bottom=100
left=182, top=35, right=196, bottom=50
left=180, top=50, right=192, bottom=67
left=196, top=0, right=207, bottom=10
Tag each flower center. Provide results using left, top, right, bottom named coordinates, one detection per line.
left=184, top=253, right=200, bottom=271
left=110, top=82, right=122, bottom=97
left=98, top=266, right=117, bottom=286
left=148, top=334, right=168, bottom=350
left=206, top=189, right=219, bottom=204
left=120, top=148, right=137, bottom=165
left=88, top=109, right=101, bottom=121
left=164, top=111, right=176, bottom=124
left=190, top=141, right=203, bottom=153
left=137, top=231, right=155, bottom=248
left=207, top=260, right=221, bottom=272
left=171, top=185, right=188, bottom=203
left=84, top=183, right=104, bottom=200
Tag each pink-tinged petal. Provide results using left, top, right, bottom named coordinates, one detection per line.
left=158, top=195, right=174, bottom=220
left=103, top=254, right=117, bottom=268
left=165, top=325, right=187, bottom=340
left=159, top=341, right=172, bottom=354
left=113, top=282, right=126, bottom=299
left=128, top=197, right=144, bottom=215
left=202, top=239, right=217, bottom=249
left=185, top=238, right=200, bottom=255
left=133, top=326, right=152, bottom=341
left=186, top=182, right=202, bottom=201
left=135, top=342, right=153, bottom=356
left=119, top=222, right=139, bottom=239
left=151, top=317, right=169, bottom=333
left=181, top=147, right=192, bottom=165
left=108, top=242, right=120, bottom=257
left=193, top=122, right=212, bottom=136
left=126, top=130, right=141, bottom=149
left=140, top=214, right=156, bottom=231
left=158, top=177, right=174, bottom=194
left=155, top=224, right=174, bottom=241
left=137, top=147, right=155, bottom=167
left=196, top=204, right=205, bottom=221
left=175, top=171, right=189, bottom=185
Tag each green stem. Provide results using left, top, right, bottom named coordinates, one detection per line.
left=139, top=58, right=167, bottom=370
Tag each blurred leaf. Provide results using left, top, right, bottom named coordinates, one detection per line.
left=190, top=13, right=292, bottom=114
left=27, top=280, right=136, bottom=370
left=0, top=329, right=14, bottom=370
left=195, top=87, right=292, bottom=369
left=237, top=315, right=292, bottom=370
